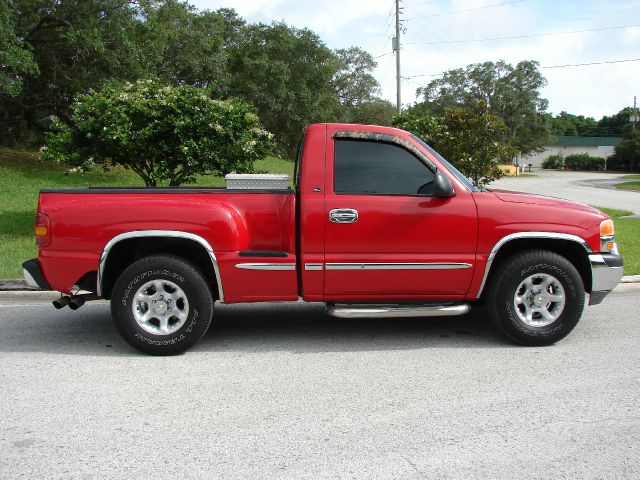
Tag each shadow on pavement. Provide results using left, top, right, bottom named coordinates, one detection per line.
left=0, top=301, right=511, bottom=356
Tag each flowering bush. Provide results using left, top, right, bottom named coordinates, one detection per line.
left=42, top=79, right=274, bottom=186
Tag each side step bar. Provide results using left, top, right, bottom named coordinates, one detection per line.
left=327, top=303, right=470, bottom=319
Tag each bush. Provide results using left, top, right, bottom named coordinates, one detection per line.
left=542, top=154, right=563, bottom=169
left=42, top=79, right=275, bottom=186
left=607, top=137, right=640, bottom=172
left=564, top=153, right=605, bottom=171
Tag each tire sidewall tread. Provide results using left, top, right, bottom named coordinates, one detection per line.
left=111, top=255, right=214, bottom=355
left=488, top=249, right=585, bottom=346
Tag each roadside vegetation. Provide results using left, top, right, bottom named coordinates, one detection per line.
left=616, top=182, right=640, bottom=191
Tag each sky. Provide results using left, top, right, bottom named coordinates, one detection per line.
left=191, top=0, right=640, bottom=120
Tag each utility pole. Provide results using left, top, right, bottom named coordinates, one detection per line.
left=393, top=0, right=401, bottom=115
left=633, top=95, right=637, bottom=134
left=632, top=95, right=637, bottom=172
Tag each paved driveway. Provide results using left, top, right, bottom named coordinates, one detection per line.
left=1, top=288, right=639, bottom=479
left=489, top=170, right=640, bottom=214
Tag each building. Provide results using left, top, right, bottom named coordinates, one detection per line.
left=520, top=136, right=623, bottom=168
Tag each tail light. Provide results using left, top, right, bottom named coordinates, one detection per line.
left=35, top=213, right=51, bottom=247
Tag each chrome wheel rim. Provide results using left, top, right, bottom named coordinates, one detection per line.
left=132, top=280, right=189, bottom=335
left=514, top=273, right=565, bottom=327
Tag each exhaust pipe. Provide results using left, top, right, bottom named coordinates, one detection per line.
left=53, top=296, right=71, bottom=309
left=68, top=296, right=86, bottom=310
left=54, top=293, right=100, bottom=311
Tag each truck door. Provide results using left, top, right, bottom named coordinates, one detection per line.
left=323, top=129, right=478, bottom=301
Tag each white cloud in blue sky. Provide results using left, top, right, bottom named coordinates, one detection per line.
left=192, top=0, right=640, bottom=119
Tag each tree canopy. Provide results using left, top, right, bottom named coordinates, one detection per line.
left=416, top=60, right=549, bottom=155
left=0, top=1, right=387, bottom=153
left=42, top=79, right=274, bottom=186
left=394, top=103, right=513, bottom=186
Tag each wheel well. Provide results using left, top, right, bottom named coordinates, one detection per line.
left=101, top=237, right=219, bottom=300
left=482, top=239, right=592, bottom=298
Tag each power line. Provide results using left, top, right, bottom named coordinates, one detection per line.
left=403, top=24, right=640, bottom=45
left=542, top=58, right=640, bottom=69
left=403, top=0, right=446, bottom=8
left=403, top=58, right=640, bottom=79
left=405, top=0, right=526, bottom=21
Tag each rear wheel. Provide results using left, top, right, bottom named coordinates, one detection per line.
left=487, top=250, right=585, bottom=346
left=111, top=255, right=214, bottom=355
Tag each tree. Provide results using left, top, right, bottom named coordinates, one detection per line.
left=1, top=0, right=147, bottom=143
left=394, top=103, right=514, bottom=186
left=140, top=1, right=237, bottom=93
left=347, top=98, right=397, bottom=126
left=42, top=79, right=274, bottom=186
left=608, top=136, right=640, bottom=172
left=596, top=107, right=635, bottom=136
left=416, top=60, right=549, bottom=155
left=0, top=1, right=38, bottom=97
left=333, top=48, right=379, bottom=109
left=226, top=22, right=340, bottom=157
left=547, top=111, right=598, bottom=136
left=331, top=47, right=396, bottom=126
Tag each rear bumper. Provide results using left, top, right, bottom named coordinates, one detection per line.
left=588, top=253, right=623, bottom=305
left=22, top=258, right=52, bottom=290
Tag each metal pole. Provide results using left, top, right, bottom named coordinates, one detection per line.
left=632, top=95, right=637, bottom=172
left=633, top=95, right=637, bottom=133
left=395, top=0, right=401, bottom=115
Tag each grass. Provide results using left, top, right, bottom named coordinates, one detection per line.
left=2, top=148, right=637, bottom=278
left=615, top=181, right=640, bottom=191
left=595, top=207, right=640, bottom=275
left=621, top=174, right=640, bottom=179
left=0, top=148, right=293, bottom=278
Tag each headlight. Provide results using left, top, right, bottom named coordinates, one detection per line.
left=599, top=219, right=617, bottom=254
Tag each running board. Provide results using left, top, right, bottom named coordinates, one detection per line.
left=327, top=303, right=471, bottom=319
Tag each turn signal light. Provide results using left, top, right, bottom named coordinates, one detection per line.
left=35, top=213, right=51, bottom=247
left=600, top=219, right=614, bottom=237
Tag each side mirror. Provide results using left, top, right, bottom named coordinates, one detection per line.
left=433, top=171, right=456, bottom=198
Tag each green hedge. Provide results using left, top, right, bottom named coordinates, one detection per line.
left=542, top=154, right=563, bottom=169
left=564, top=153, right=605, bottom=171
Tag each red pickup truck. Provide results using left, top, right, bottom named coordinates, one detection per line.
left=23, top=123, right=624, bottom=355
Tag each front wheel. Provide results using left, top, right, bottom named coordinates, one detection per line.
left=487, top=250, right=585, bottom=346
left=111, top=255, right=214, bottom=355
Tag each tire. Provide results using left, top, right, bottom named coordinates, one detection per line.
left=111, top=255, right=214, bottom=355
left=487, top=249, right=585, bottom=346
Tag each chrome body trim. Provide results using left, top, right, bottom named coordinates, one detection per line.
left=329, top=208, right=359, bottom=223
left=325, top=262, right=472, bottom=270
left=304, top=263, right=324, bottom=271
left=235, top=263, right=296, bottom=271
left=327, top=303, right=470, bottom=318
left=589, top=253, right=624, bottom=305
left=475, top=232, right=592, bottom=299
left=98, top=230, right=224, bottom=302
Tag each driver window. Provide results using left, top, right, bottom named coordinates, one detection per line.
left=334, top=138, right=435, bottom=195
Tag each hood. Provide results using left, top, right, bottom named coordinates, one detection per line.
left=490, top=189, right=604, bottom=215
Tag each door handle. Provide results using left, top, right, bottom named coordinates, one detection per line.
left=329, top=208, right=359, bottom=223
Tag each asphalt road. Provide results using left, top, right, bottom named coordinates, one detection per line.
left=489, top=170, right=640, bottom=214
left=1, top=287, right=639, bottom=479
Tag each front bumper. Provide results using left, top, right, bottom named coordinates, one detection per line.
left=22, top=258, right=52, bottom=290
left=588, top=253, right=623, bottom=305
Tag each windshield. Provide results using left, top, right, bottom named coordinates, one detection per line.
left=410, top=134, right=479, bottom=192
